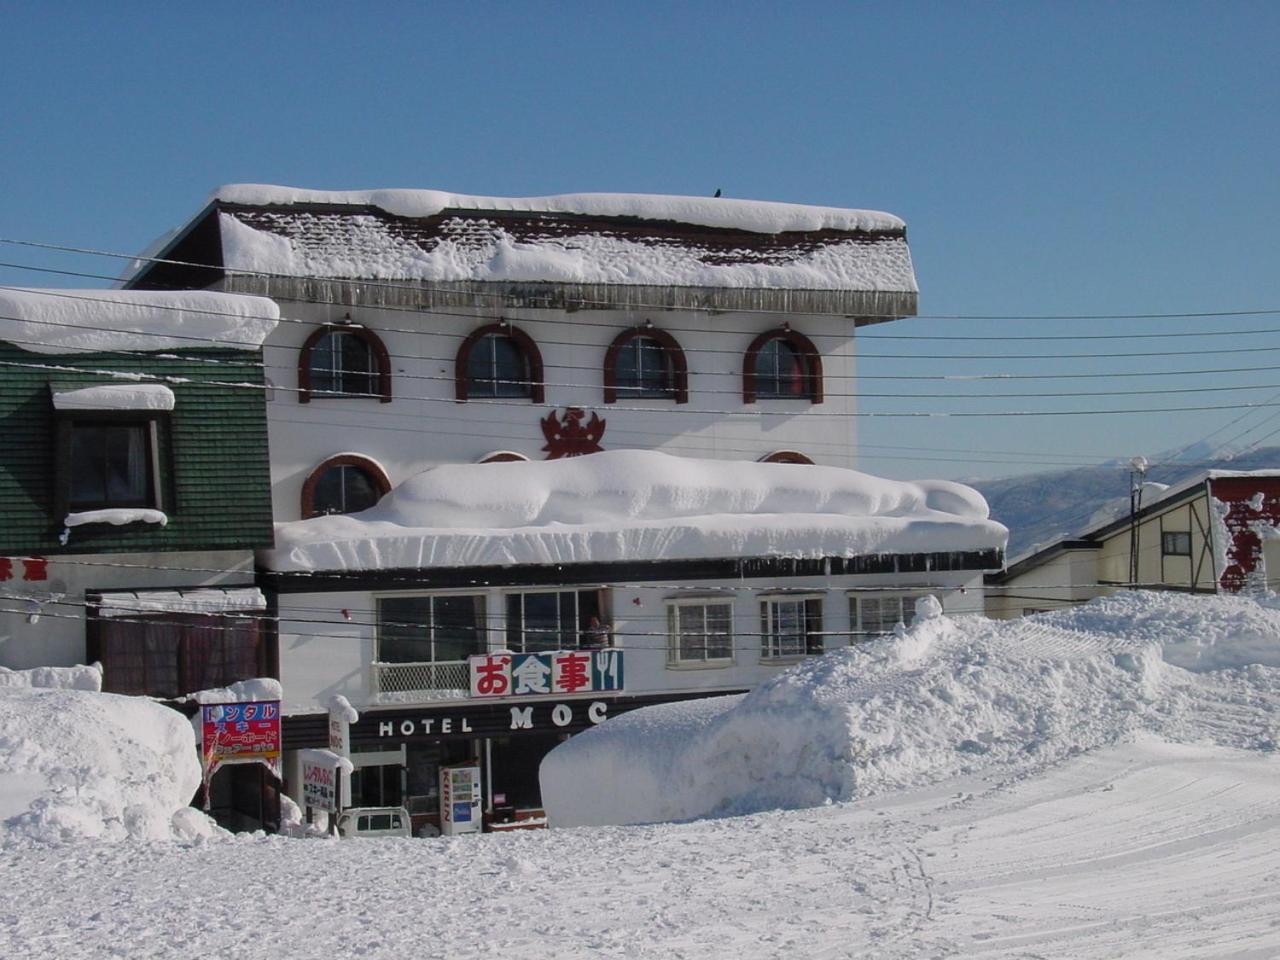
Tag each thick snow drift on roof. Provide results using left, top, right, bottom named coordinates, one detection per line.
left=262, top=450, right=1005, bottom=573
left=0, top=288, right=279, bottom=354
left=540, top=591, right=1280, bottom=828
left=0, top=685, right=212, bottom=842
left=212, top=184, right=905, bottom=234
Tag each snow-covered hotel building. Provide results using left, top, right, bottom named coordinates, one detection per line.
left=127, top=187, right=1006, bottom=830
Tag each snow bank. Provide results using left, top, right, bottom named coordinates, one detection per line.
left=0, top=288, right=279, bottom=354
left=0, top=686, right=210, bottom=842
left=542, top=591, right=1280, bottom=827
left=187, top=677, right=283, bottom=705
left=263, top=450, right=1005, bottom=572
left=212, top=184, right=905, bottom=234
left=0, top=662, right=102, bottom=691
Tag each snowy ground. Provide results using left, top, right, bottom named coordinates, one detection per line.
left=3, top=594, right=1279, bottom=958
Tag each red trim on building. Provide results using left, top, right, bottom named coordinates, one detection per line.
left=759, top=450, right=815, bottom=465
left=742, top=328, right=823, bottom=404
left=455, top=323, right=545, bottom=403
left=602, top=326, right=689, bottom=404
left=478, top=451, right=529, bottom=464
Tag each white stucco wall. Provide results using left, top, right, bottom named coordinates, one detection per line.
left=261, top=304, right=860, bottom=522
left=272, top=570, right=985, bottom=716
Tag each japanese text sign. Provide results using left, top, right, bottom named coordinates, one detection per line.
left=200, top=700, right=281, bottom=777
left=469, top=650, right=624, bottom=698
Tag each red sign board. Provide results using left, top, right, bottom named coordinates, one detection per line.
left=200, top=700, right=281, bottom=777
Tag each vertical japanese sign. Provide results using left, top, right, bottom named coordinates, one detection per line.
left=469, top=650, right=624, bottom=698
left=301, top=756, right=339, bottom=813
left=200, top=700, right=282, bottom=779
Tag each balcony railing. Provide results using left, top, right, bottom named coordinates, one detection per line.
left=372, top=660, right=469, bottom=700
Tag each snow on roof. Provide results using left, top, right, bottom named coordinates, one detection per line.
left=52, top=383, right=176, bottom=411
left=203, top=184, right=917, bottom=294
left=211, top=184, right=907, bottom=234
left=261, top=450, right=1006, bottom=574
left=96, top=587, right=266, bottom=619
left=0, top=288, right=279, bottom=354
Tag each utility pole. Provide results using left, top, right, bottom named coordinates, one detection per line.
left=1128, top=456, right=1148, bottom=587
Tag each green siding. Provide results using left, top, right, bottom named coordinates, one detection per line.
left=0, top=342, right=273, bottom=553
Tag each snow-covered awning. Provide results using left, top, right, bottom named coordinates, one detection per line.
left=96, top=587, right=267, bottom=619
left=52, top=383, right=176, bottom=411
left=0, top=288, right=279, bottom=355
left=260, top=450, right=1007, bottom=574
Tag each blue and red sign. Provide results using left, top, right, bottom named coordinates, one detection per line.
left=469, top=650, right=624, bottom=698
left=200, top=700, right=282, bottom=775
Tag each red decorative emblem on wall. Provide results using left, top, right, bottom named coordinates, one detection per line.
left=541, top=407, right=606, bottom=459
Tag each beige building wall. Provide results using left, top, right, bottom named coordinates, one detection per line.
left=1095, top=494, right=1216, bottom=591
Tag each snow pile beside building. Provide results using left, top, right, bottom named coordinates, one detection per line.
left=542, top=592, right=1279, bottom=827
left=263, top=450, right=1006, bottom=572
left=0, top=684, right=211, bottom=842
left=0, top=288, right=279, bottom=354
left=0, top=662, right=102, bottom=691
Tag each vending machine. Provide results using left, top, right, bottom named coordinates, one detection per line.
left=439, top=763, right=483, bottom=836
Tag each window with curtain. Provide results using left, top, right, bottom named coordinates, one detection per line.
left=308, top=328, right=378, bottom=397
left=759, top=595, right=824, bottom=659
left=96, top=614, right=262, bottom=698
left=69, top=422, right=153, bottom=508
left=378, top=594, right=488, bottom=663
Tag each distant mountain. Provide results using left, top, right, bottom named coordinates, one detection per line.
left=971, top=446, right=1280, bottom=560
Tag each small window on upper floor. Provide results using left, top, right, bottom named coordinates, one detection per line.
left=68, top=421, right=157, bottom=510
left=604, top=327, right=689, bottom=403
left=298, top=324, right=392, bottom=403
left=1161, top=531, right=1192, bottom=556
left=301, top=454, right=392, bottom=518
left=743, top=328, right=823, bottom=404
left=456, top=323, right=545, bottom=403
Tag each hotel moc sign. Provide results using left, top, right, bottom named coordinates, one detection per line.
left=469, top=649, right=624, bottom=698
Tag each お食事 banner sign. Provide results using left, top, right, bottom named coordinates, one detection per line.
left=200, top=700, right=282, bottom=777
left=469, top=650, right=624, bottom=698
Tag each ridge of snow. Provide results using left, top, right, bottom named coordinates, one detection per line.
left=63, top=509, right=168, bottom=529
left=541, top=590, right=1280, bottom=828
left=211, top=184, right=906, bottom=234
left=0, top=288, right=279, bottom=355
left=52, top=383, right=176, bottom=411
left=261, top=450, right=1006, bottom=573
left=187, top=677, right=283, bottom=705
left=0, top=663, right=102, bottom=692
left=96, top=587, right=265, bottom=619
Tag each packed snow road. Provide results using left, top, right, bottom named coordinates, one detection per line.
left=2, top=737, right=1277, bottom=959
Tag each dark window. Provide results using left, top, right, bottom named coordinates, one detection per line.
left=311, top=464, right=381, bottom=516
left=310, top=329, right=376, bottom=397
left=378, top=595, right=488, bottom=663
left=616, top=336, right=674, bottom=397
left=506, top=590, right=609, bottom=652
left=298, top=325, right=391, bottom=402
left=350, top=764, right=404, bottom=808
left=756, top=338, right=807, bottom=398
left=1162, top=531, right=1192, bottom=556
left=743, top=328, right=822, bottom=404
left=759, top=596, right=824, bottom=658
left=69, top=422, right=153, bottom=508
left=466, top=334, right=531, bottom=398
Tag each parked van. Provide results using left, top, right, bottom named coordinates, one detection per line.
left=336, top=806, right=411, bottom=839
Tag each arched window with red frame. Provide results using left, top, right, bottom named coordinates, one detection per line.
left=456, top=323, right=545, bottom=402
left=301, top=454, right=392, bottom=519
left=298, top=324, right=392, bottom=403
left=760, top=450, right=815, bottom=465
left=743, top=328, right=823, bottom=404
left=603, top=326, right=689, bottom=404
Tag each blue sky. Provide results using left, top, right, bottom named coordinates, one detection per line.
left=2, top=1, right=1278, bottom=481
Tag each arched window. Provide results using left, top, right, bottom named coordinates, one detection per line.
left=478, top=451, right=529, bottom=464
left=301, top=454, right=392, bottom=519
left=456, top=323, right=544, bottom=402
left=760, top=450, right=815, bottom=465
left=298, top=324, right=391, bottom=403
left=603, top=327, right=688, bottom=404
left=743, top=328, right=823, bottom=404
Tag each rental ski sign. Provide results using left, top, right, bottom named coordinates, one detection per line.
left=200, top=700, right=282, bottom=778
left=469, top=650, right=624, bottom=698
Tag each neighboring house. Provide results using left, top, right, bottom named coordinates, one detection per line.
left=986, top=471, right=1280, bottom=618
left=123, top=185, right=1004, bottom=829
left=0, top=288, right=280, bottom=830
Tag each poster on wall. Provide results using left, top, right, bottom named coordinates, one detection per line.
left=200, top=700, right=282, bottom=779
left=301, top=755, right=339, bottom=812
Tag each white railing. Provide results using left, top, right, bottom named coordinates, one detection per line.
left=372, top=660, right=469, bottom=699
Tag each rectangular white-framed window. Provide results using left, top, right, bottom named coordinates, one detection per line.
left=377, top=593, right=489, bottom=664
left=666, top=598, right=734, bottom=666
left=758, top=594, right=824, bottom=660
left=849, top=592, right=935, bottom=642
left=505, top=588, right=611, bottom=652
